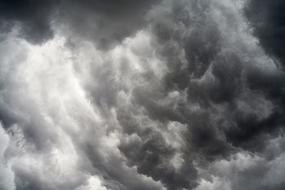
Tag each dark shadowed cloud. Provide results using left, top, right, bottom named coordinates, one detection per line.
left=0, top=0, right=57, bottom=44
left=0, top=0, right=160, bottom=48
left=0, top=0, right=285, bottom=190
left=245, top=0, right=285, bottom=64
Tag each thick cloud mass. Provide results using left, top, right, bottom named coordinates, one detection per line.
left=0, top=0, right=57, bottom=43
left=245, top=0, right=285, bottom=64
left=0, top=0, right=160, bottom=47
left=0, top=0, right=285, bottom=190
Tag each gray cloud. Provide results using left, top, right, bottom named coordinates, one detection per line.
left=0, top=0, right=57, bottom=44
left=245, top=0, right=285, bottom=64
left=58, top=0, right=161, bottom=49
left=0, top=0, right=285, bottom=190
left=0, top=0, right=160, bottom=48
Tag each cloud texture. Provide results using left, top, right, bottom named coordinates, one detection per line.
left=0, top=0, right=285, bottom=190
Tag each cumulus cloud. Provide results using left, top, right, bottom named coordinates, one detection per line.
left=0, top=0, right=284, bottom=190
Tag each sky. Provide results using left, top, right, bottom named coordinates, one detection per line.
left=0, top=0, right=285, bottom=190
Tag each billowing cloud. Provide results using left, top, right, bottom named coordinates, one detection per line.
left=0, top=0, right=57, bottom=43
left=245, top=0, right=285, bottom=64
left=0, top=0, right=284, bottom=190
left=0, top=0, right=160, bottom=47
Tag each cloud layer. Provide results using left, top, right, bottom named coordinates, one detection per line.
left=0, top=0, right=285, bottom=190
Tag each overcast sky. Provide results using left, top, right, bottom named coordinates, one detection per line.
left=0, top=0, right=285, bottom=190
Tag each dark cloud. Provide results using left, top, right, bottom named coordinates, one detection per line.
left=111, top=1, right=285, bottom=189
left=1, top=0, right=285, bottom=190
left=245, top=0, right=285, bottom=64
left=0, top=0, right=160, bottom=47
left=0, top=0, right=57, bottom=44
left=60, top=0, right=160, bottom=48
left=150, top=0, right=284, bottom=150
left=119, top=128, right=197, bottom=190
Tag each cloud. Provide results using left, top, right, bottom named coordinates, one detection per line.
left=57, top=0, right=161, bottom=49
left=245, top=0, right=285, bottom=64
left=0, top=124, right=15, bottom=190
left=0, top=0, right=160, bottom=47
left=0, top=0, right=284, bottom=190
left=0, top=0, right=57, bottom=44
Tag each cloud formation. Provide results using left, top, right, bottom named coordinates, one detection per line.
left=0, top=0, right=285, bottom=190
left=0, top=0, right=160, bottom=47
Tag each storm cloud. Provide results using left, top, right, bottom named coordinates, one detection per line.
left=0, top=0, right=285, bottom=190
